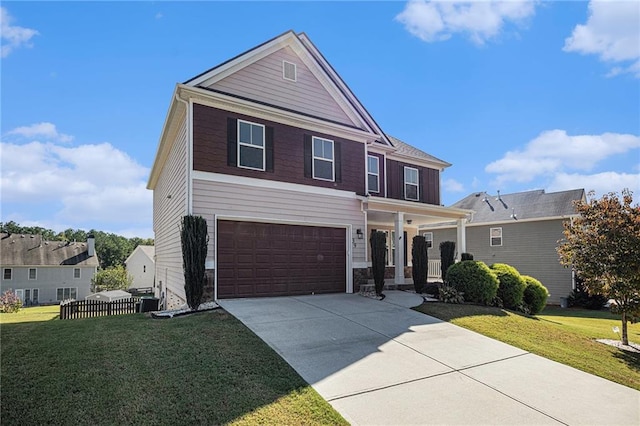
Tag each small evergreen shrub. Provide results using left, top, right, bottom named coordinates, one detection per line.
left=411, top=235, right=428, bottom=293
left=181, top=215, right=209, bottom=310
left=522, top=275, right=549, bottom=314
left=568, top=276, right=607, bottom=310
left=0, top=290, right=22, bottom=313
left=370, top=230, right=387, bottom=296
left=439, top=241, right=456, bottom=283
left=490, top=263, right=526, bottom=310
left=439, top=286, right=464, bottom=304
left=423, top=282, right=440, bottom=296
left=461, top=253, right=474, bottom=261
left=446, top=261, right=498, bottom=305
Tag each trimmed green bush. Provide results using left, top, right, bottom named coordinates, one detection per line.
left=461, top=253, right=474, bottom=261
left=446, top=261, right=498, bottom=305
left=490, top=263, right=526, bottom=310
left=522, top=275, right=549, bottom=314
left=370, top=230, right=387, bottom=296
left=411, top=235, right=428, bottom=293
left=440, top=241, right=456, bottom=282
left=423, top=282, right=440, bottom=296
left=181, top=215, right=209, bottom=310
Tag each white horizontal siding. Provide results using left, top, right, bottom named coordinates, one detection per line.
left=191, top=179, right=366, bottom=267
left=153, top=116, right=188, bottom=308
left=210, top=46, right=356, bottom=126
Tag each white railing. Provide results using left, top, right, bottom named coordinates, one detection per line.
left=428, top=259, right=441, bottom=279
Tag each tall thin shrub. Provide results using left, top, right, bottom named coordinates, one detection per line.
left=440, top=241, right=456, bottom=283
left=181, top=215, right=209, bottom=310
left=370, top=230, right=387, bottom=296
left=411, top=235, right=428, bottom=293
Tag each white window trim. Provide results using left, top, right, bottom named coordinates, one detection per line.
left=74, top=268, right=81, bottom=279
left=237, top=119, right=266, bottom=172
left=422, top=232, right=433, bottom=249
left=404, top=166, right=419, bottom=201
left=57, top=287, right=78, bottom=301
left=282, top=60, right=297, bottom=82
left=367, top=155, right=380, bottom=193
left=28, top=268, right=37, bottom=280
left=3, top=268, right=12, bottom=280
left=490, top=227, right=503, bottom=247
left=312, top=136, right=335, bottom=182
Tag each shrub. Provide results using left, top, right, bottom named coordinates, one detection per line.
left=423, top=282, right=440, bottom=296
left=461, top=253, right=474, bottom=261
left=490, top=263, right=526, bottom=310
left=568, top=276, right=607, bottom=310
left=370, top=230, right=387, bottom=296
left=411, top=235, right=428, bottom=293
left=91, top=265, right=133, bottom=292
left=446, top=261, right=498, bottom=305
left=439, top=286, right=464, bottom=304
left=439, top=241, right=456, bottom=282
left=522, top=275, right=549, bottom=314
left=181, top=215, right=209, bottom=310
left=0, top=290, right=22, bottom=313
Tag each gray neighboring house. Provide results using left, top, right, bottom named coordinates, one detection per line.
left=421, top=189, right=586, bottom=305
left=0, top=233, right=99, bottom=305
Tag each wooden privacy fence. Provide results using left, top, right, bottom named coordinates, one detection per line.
left=59, top=298, right=139, bottom=320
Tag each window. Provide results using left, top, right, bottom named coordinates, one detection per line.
left=143, top=265, right=146, bottom=273
left=57, top=287, right=77, bottom=301
left=367, top=155, right=380, bottom=193
left=312, top=137, right=334, bottom=181
left=3, top=268, right=12, bottom=280
left=237, top=120, right=265, bottom=171
left=490, top=227, right=503, bottom=246
left=404, top=167, right=419, bottom=201
left=423, top=232, right=433, bottom=249
left=74, top=268, right=81, bottom=279
left=283, top=60, right=297, bottom=81
left=28, top=268, right=37, bottom=280
left=24, top=289, right=38, bottom=305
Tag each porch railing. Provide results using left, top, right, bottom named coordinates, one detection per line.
left=428, top=259, right=441, bottom=279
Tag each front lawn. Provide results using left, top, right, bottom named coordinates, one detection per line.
left=0, top=306, right=347, bottom=425
left=413, top=303, right=640, bottom=390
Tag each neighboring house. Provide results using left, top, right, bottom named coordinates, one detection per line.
left=125, top=245, right=155, bottom=291
left=147, top=30, right=471, bottom=307
left=421, top=189, right=586, bottom=305
left=0, top=233, right=99, bottom=305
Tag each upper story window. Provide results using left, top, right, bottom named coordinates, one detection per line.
left=238, top=120, right=265, bottom=171
left=367, top=155, right=380, bottom=193
left=3, top=268, right=12, bottom=280
left=490, top=227, right=503, bottom=246
left=404, top=167, right=419, bottom=201
left=422, top=232, right=433, bottom=249
left=28, top=268, right=37, bottom=280
left=312, top=137, right=334, bottom=181
left=74, top=268, right=81, bottom=279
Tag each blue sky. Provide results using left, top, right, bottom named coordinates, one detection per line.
left=1, top=1, right=639, bottom=238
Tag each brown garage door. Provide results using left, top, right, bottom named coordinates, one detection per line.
left=217, top=220, right=346, bottom=298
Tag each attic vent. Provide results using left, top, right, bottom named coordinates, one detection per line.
left=283, top=60, right=297, bottom=82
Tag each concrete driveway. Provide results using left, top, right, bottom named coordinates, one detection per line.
left=219, top=291, right=639, bottom=425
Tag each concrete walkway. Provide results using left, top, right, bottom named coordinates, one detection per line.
left=219, top=291, right=640, bottom=425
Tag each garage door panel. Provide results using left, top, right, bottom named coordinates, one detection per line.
left=217, top=220, right=346, bottom=298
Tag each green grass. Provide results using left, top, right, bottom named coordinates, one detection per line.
left=1, top=306, right=347, bottom=425
left=413, top=303, right=640, bottom=390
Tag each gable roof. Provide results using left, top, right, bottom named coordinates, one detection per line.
left=452, top=189, right=586, bottom=223
left=387, top=135, right=451, bottom=168
left=0, top=234, right=100, bottom=267
left=125, top=245, right=155, bottom=265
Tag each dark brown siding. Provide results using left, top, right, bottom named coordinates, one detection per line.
left=385, top=159, right=440, bottom=205
left=367, top=152, right=385, bottom=197
left=193, top=103, right=366, bottom=195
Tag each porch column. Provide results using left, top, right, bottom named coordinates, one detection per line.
left=395, top=212, right=405, bottom=285
left=456, top=218, right=467, bottom=260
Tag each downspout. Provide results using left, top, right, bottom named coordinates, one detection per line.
left=174, top=91, right=192, bottom=215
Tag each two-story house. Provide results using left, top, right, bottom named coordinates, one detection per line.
left=148, top=30, right=471, bottom=307
left=0, top=233, right=99, bottom=304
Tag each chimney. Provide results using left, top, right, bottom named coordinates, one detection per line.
left=87, top=234, right=95, bottom=257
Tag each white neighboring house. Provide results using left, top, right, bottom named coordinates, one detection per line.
left=0, top=233, right=99, bottom=305
left=125, top=245, right=155, bottom=291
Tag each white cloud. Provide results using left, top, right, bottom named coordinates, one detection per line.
left=0, top=125, right=152, bottom=232
left=7, top=122, right=73, bottom=143
left=155, top=12, right=163, bottom=20
left=564, top=0, right=640, bottom=78
left=548, top=171, right=640, bottom=199
left=395, top=0, right=537, bottom=45
left=443, top=178, right=465, bottom=192
left=0, top=6, right=39, bottom=58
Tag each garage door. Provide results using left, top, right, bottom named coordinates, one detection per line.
left=217, top=220, right=346, bottom=298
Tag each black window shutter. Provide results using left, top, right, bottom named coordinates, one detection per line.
left=399, top=164, right=404, bottom=199
left=227, top=118, right=237, bottom=167
left=265, top=126, right=274, bottom=172
left=403, top=231, right=408, bottom=267
left=303, top=134, right=312, bottom=178
left=419, top=169, right=425, bottom=202
left=334, top=141, right=342, bottom=183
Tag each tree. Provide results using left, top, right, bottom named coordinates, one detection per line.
left=370, top=230, right=387, bottom=298
left=411, top=235, right=428, bottom=293
left=558, top=189, right=640, bottom=345
left=181, top=215, right=209, bottom=310
left=439, top=241, right=456, bottom=283
left=91, top=266, right=133, bottom=292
